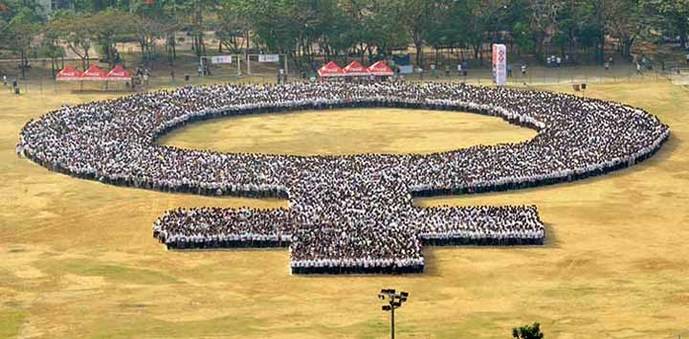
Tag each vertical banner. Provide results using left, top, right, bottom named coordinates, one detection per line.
left=492, top=44, right=507, bottom=86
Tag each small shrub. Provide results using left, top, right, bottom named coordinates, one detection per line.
left=512, top=322, right=544, bottom=339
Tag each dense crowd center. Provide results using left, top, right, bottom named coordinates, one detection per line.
left=17, top=82, right=669, bottom=274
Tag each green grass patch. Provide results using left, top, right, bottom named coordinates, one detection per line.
left=37, top=259, right=180, bottom=285
left=0, top=309, right=26, bottom=338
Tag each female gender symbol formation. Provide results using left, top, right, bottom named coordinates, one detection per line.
left=18, top=82, right=669, bottom=274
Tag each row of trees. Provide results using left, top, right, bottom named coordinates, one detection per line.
left=1, top=0, right=688, bottom=77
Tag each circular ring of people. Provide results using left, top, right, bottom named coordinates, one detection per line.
left=17, top=82, right=669, bottom=275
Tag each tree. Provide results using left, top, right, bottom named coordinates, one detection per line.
left=133, top=0, right=185, bottom=64
left=606, top=0, right=645, bottom=59
left=40, top=24, right=66, bottom=79
left=364, top=2, right=409, bottom=58
left=0, top=0, right=685, bottom=73
left=524, top=0, right=565, bottom=61
left=0, top=17, right=7, bottom=48
left=393, top=0, right=436, bottom=67
left=642, top=0, right=689, bottom=50
left=70, top=0, right=130, bottom=12
left=129, top=1, right=181, bottom=64
left=5, top=6, right=42, bottom=79
left=0, top=1, right=46, bottom=78
left=180, top=0, right=218, bottom=57
left=329, top=0, right=407, bottom=64
left=244, top=0, right=310, bottom=70
left=512, top=322, right=545, bottom=339
left=91, top=9, right=134, bottom=66
left=320, top=0, right=356, bottom=61
left=453, top=0, right=510, bottom=65
left=590, top=0, right=609, bottom=63
left=245, top=0, right=287, bottom=53
left=216, top=0, right=252, bottom=54
left=424, top=0, right=461, bottom=64
left=50, top=11, right=97, bottom=70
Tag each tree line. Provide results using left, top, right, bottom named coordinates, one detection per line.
left=0, top=0, right=688, bottom=77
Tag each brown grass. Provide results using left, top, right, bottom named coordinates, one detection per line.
left=159, top=108, right=535, bottom=155
left=0, top=80, right=688, bottom=338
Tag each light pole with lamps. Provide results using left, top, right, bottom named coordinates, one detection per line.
left=378, top=289, right=409, bottom=339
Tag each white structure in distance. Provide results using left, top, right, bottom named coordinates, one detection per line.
left=492, top=44, right=507, bottom=86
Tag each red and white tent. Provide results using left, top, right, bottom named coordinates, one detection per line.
left=343, top=60, right=368, bottom=76
left=318, top=61, right=345, bottom=77
left=367, top=61, right=394, bottom=76
left=106, top=64, right=131, bottom=81
left=81, top=64, right=108, bottom=81
left=56, top=65, right=83, bottom=81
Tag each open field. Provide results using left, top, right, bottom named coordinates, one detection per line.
left=159, top=108, right=535, bottom=156
left=1, top=80, right=688, bottom=338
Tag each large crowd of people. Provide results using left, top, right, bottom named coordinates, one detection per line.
left=17, top=81, right=669, bottom=274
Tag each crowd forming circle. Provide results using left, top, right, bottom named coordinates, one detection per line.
left=17, top=82, right=669, bottom=274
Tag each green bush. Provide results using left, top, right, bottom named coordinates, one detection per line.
left=512, top=322, right=544, bottom=339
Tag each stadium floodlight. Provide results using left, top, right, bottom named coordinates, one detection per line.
left=378, top=288, right=409, bottom=339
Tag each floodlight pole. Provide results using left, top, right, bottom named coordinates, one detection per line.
left=390, top=305, right=395, bottom=339
left=378, top=289, right=408, bottom=339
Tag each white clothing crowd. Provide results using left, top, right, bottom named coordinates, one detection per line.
left=17, top=82, right=669, bottom=274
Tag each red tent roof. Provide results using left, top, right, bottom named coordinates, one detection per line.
left=343, top=60, right=369, bottom=76
left=106, top=64, right=131, bottom=80
left=368, top=61, right=394, bottom=76
left=318, top=61, right=344, bottom=77
left=56, top=65, right=83, bottom=81
left=81, top=64, right=108, bottom=80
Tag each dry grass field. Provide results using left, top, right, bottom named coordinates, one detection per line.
left=0, top=80, right=688, bottom=338
left=159, top=108, right=535, bottom=155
